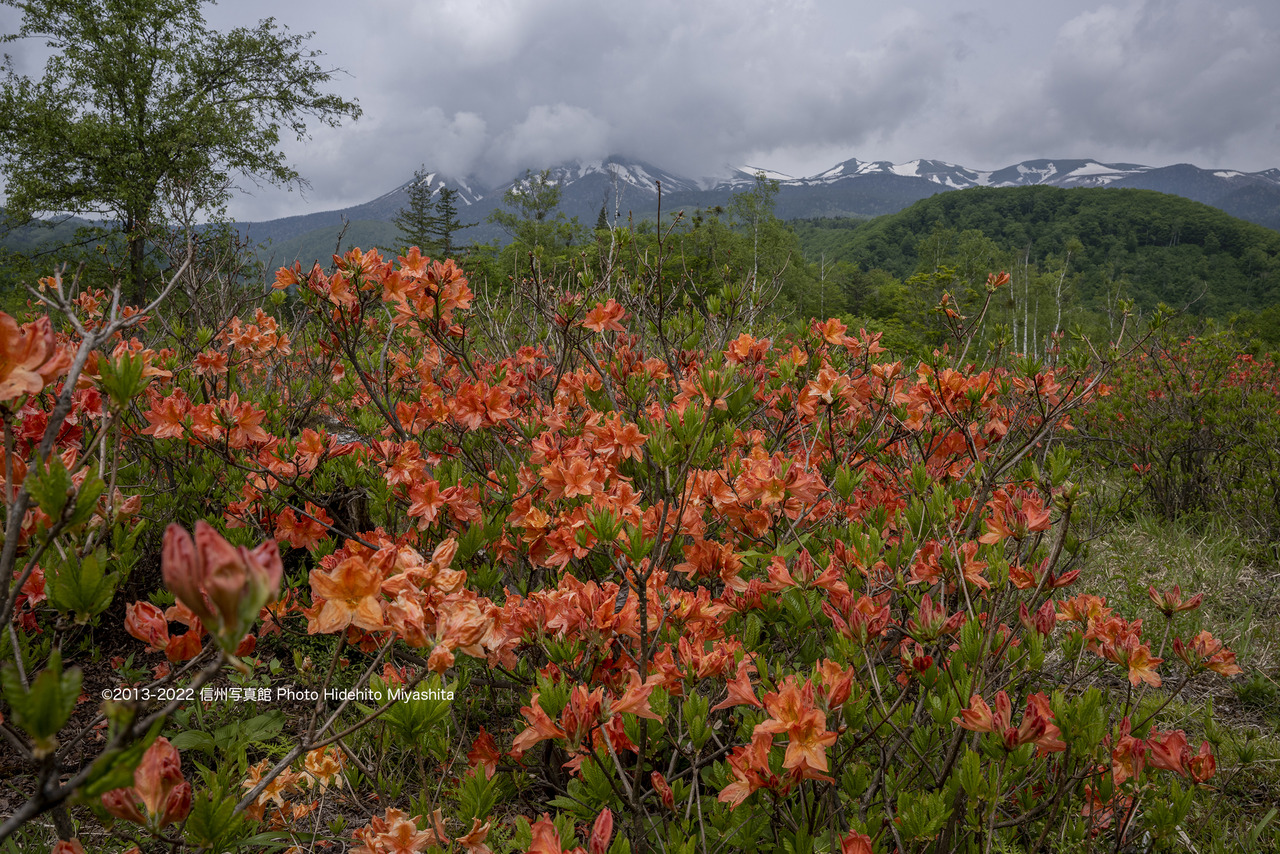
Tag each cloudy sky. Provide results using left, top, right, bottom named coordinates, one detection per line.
left=5, top=0, right=1280, bottom=222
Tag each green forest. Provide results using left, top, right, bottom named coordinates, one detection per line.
left=793, top=186, right=1280, bottom=330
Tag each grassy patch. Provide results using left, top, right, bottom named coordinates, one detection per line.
left=1082, top=512, right=1280, bottom=850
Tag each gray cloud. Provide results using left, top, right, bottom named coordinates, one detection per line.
left=3, top=1, right=1277, bottom=221
left=955, top=0, right=1280, bottom=169
left=233, top=0, right=959, bottom=217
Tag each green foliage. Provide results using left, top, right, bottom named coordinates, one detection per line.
left=0, top=650, right=81, bottom=755
left=432, top=186, right=476, bottom=257
left=795, top=186, right=1280, bottom=323
left=45, top=545, right=119, bottom=625
left=184, top=784, right=255, bottom=852
left=169, top=711, right=285, bottom=773
left=488, top=168, right=582, bottom=264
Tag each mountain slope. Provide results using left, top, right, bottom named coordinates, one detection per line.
left=232, top=154, right=1280, bottom=266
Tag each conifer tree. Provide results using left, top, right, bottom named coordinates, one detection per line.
left=427, top=187, right=475, bottom=258
left=392, top=167, right=438, bottom=254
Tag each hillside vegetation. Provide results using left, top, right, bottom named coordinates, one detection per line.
left=792, top=186, right=1280, bottom=322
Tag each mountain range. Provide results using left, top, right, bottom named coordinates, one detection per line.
left=238, top=155, right=1280, bottom=264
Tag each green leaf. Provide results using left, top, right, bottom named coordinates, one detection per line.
left=46, top=545, right=118, bottom=624
left=169, top=730, right=216, bottom=755
left=25, top=452, right=73, bottom=519
left=240, top=711, right=285, bottom=744
left=0, top=650, right=81, bottom=753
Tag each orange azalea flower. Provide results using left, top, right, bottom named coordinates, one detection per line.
left=813, top=317, right=850, bottom=346
left=435, top=592, right=490, bottom=659
left=163, top=601, right=206, bottom=662
left=1056, top=594, right=1109, bottom=625
left=273, top=262, right=302, bottom=290
left=1148, top=585, right=1202, bottom=617
left=955, top=691, right=1004, bottom=735
left=608, top=669, right=664, bottom=721
left=527, top=814, right=565, bottom=854
left=1116, top=637, right=1163, bottom=687
left=161, top=521, right=282, bottom=651
left=718, top=730, right=776, bottom=809
left=307, top=555, right=386, bottom=634
left=839, top=832, right=874, bottom=854
left=124, top=601, right=170, bottom=654
left=560, top=683, right=605, bottom=747
left=1173, top=630, right=1242, bottom=677
left=816, top=659, right=856, bottom=708
left=725, top=332, right=771, bottom=364
left=510, top=692, right=568, bottom=760
left=1018, top=600, right=1057, bottom=637
left=822, top=592, right=891, bottom=645
left=582, top=299, right=627, bottom=333
left=1187, top=740, right=1216, bottom=783
left=711, top=658, right=764, bottom=712
left=956, top=541, right=990, bottom=590
left=954, top=690, right=1069, bottom=754
left=1109, top=717, right=1145, bottom=785
left=274, top=505, right=333, bottom=552
left=781, top=711, right=838, bottom=780
left=141, top=388, right=190, bottom=439
left=651, top=771, right=676, bottom=810
left=351, top=807, right=437, bottom=854
left=221, top=394, right=271, bottom=449
left=467, top=728, right=501, bottom=780
left=0, top=313, right=71, bottom=402
left=589, top=808, right=613, bottom=854
left=1148, top=729, right=1216, bottom=783
left=241, top=759, right=302, bottom=814
left=384, top=593, right=429, bottom=647
left=456, top=819, right=493, bottom=854
left=1147, top=728, right=1188, bottom=776
left=406, top=477, right=445, bottom=525
left=303, top=746, right=345, bottom=790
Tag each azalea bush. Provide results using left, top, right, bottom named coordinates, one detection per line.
left=1078, top=328, right=1280, bottom=541
left=0, top=234, right=1256, bottom=854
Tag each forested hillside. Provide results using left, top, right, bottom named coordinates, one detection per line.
left=794, top=187, right=1280, bottom=315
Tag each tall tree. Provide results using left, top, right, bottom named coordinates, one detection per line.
left=729, top=171, right=782, bottom=287
left=0, top=0, right=361, bottom=299
left=392, top=167, right=437, bottom=255
left=488, top=168, right=574, bottom=252
left=428, top=186, right=475, bottom=258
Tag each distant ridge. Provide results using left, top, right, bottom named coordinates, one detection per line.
left=232, top=154, right=1280, bottom=264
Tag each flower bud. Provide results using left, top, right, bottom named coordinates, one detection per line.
left=589, top=808, right=614, bottom=854
left=161, top=521, right=282, bottom=653
left=161, top=524, right=216, bottom=628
